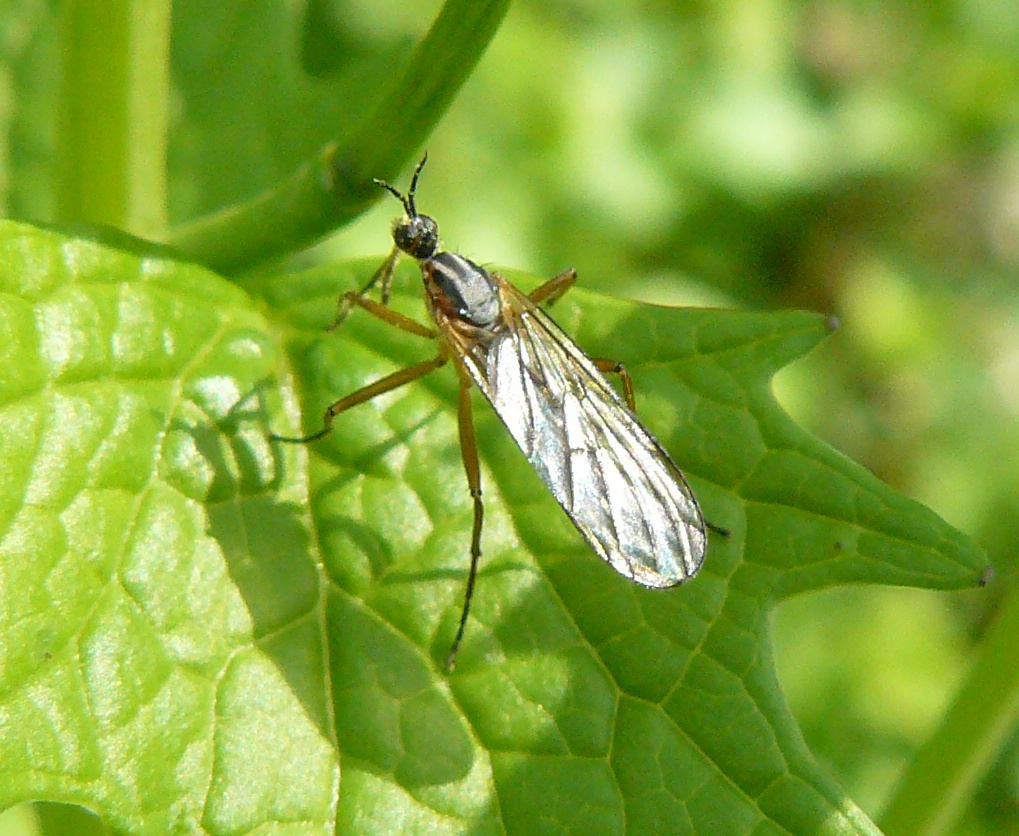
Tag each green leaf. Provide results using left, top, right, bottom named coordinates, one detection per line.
left=0, top=223, right=986, bottom=833
left=0, top=222, right=329, bottom=832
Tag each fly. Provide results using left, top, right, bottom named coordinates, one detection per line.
left=273, top=154, right=712, bottom=670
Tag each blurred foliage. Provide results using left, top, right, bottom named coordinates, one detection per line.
left=1, top=0, right=1015, bottom=833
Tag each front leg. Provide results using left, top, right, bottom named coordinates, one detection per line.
left=329, top=245, right=401, bottom=330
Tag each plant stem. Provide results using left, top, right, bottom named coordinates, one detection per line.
left=166, top=0, right=510, bottom=274
left=879, top=571, right=1019, bottom=836
left=57, top=0, right=171, bottom=235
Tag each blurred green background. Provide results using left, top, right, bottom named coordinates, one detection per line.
left=2, top=0, right=1016, bottom=833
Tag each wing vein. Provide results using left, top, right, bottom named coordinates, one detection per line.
left=451, top=283, right=707, bottom=587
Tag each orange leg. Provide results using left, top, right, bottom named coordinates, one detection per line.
left=528, top=268, right=577, bottom=307
left=593, top=358, right=636, bottom=411
left=329, top=246, right=402, bottom=330
left=333, top=290, right=435, bottom=339
left=271, top=355, right=446, bottom=444
left=529, top=270, right=637, bottom=410
left=446, top=375, right=484, bottom=671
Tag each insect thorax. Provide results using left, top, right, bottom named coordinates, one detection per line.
left=425, top=252, right=502, bottom=328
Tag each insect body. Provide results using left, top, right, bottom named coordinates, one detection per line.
left=275, top=155, right=709, bottom=669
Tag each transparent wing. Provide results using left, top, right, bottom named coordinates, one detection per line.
left=450, top=281, right=707, bottom=587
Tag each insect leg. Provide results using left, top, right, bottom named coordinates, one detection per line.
left=446, top=374, right=483, bottom=672
left=707, top=520, right=730, bottom=537
left=527, top=268, right=577, bottom=307
left=337, top=291, right=436, bottom=339
left=593, top=358, right=636, bottom=411
left=271, top=355, right=446, bottom=444
left=329, top=246, right=401, bottom=330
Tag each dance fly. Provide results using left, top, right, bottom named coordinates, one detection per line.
left=273, top=155, right=710, bottom=669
